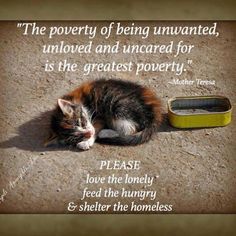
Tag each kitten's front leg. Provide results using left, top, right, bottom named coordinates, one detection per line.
left=77, top=120, right=99, bottom=151
left=76, top=136, right=95, bottom=151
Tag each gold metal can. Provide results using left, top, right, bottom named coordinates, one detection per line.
left=168, top=96, right=232, bottom=128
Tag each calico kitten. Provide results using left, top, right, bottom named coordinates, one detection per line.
left=45, top=79, right=163, bottom=150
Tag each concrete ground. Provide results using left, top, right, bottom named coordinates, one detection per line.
left=0, top=21, right=235, bottom=213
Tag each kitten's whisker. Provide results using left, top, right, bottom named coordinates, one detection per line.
left=89, top=110, right=96, bottom=120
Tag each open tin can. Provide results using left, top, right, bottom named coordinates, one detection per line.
left=168, top=95, right=232, bottom=128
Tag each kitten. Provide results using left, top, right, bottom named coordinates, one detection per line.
left=45, top=79, right=163, bottom=150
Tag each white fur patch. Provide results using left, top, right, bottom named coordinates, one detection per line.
left=98, top=129, right=119, bottom=138
left=112, top=119, right=137, bottom=136
left=77, top=136, right=95, bottom=150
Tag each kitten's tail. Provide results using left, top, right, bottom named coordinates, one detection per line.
left=96, top=125, right=158, bottom=146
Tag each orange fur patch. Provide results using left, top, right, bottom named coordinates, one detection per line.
left=142, top=88, right=163, bottom=125
left=68, top=81, right=93, bottom=103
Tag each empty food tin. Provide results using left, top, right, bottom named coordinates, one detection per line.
left=168, top=96, right=232, bottom=128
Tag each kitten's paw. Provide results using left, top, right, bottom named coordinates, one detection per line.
left=87, top=137, right=95, bottom=147
left=77, top=141, right=90, bottom=151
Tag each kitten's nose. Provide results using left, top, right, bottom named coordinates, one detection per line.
left=84, top=131, right=92, bottom=138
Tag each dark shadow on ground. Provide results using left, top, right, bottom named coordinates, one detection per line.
left=0, top=110, right=76, bottom=153
left=0, top=112, right=207, bottom=152
left=156, top=113, right=188, bottom=133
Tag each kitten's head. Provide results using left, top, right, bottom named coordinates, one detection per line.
left=45, top=99, right=95, bottom=147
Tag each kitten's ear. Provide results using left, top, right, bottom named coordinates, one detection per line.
left=58, top=99, right=74, bottom=117
left=44, top=132, right=59, bottom=147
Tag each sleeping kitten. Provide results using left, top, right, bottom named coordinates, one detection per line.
left=45, top=79, right=163, bottom=150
